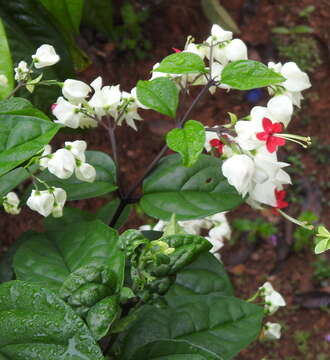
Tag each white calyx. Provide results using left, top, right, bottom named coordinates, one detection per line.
left=32, top=44, right=60, bottom=69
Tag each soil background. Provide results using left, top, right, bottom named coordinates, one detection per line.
left=1, top=0, right=330, bottom=359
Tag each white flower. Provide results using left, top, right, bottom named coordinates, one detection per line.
left=204, top=128, right=219, bottom=152
left=47, top=148, right=76, bottom=179
left=0, top=74, right=8, bottom=86
left=75, top=163, right=96, bottom=183
left=3, top=192, right=21, bottom=215
left=264, top=322, right=281, bottom=340
left=51, top=187, right=67, bottom=218
left=89, top=77, right=121, bottom=117
left=184, top=43, right=207, bottom=59
left=32, top=44, right=60, bottom=68
left=27, top=189, right=54, bottom=217
left=268, top=61, right=311, bottom=107
left=39, top=144, right=52, bottom=170
left=62, top=79, right=91, bottom=103
left=117, top=91, right=142, bottom=130
left=222, top=154, right=255, bottom=196
left=53, top=97, right=83, bottom=129
left=259, top=281, right=286, bottom=315
left=235, top=97, right=293, bottom=151
left=14, top=61, right=30, bottom=81
left=224, top=39, right=248, bottom=62
left=65, top=140, right=87, bottom=162
left=208, top=24, right=233, bottom=43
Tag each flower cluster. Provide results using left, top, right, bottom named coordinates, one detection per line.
left=52, top=77, right=142, bottom=130
left=39, top=140, right=96, bottom=183
left=27, top=187, right=66, bottom=218
left=14, top=44, right=60, bottom=82
left=199, top=27, right=311, bottom=214
left=140, top=212, right=231, bottom=261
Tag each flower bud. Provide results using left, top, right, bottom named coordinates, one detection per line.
left=3, top=192, right=21, bottom=215
left=14, top=61, right=30, bottom=81
left=51, top=187, right=67, bottom=218
left=47, top=148, right=76, bottom=179
left=222, top=154, right=255, bottom=196
left=39, top=144, right=52, bottom=170
left=27, top=189, right=54, bottom=217
left=264, top=322, right=281, bottom=340
left=75, top=163, right=96, bottom=183
left=32, top=44, right=60, bottom=69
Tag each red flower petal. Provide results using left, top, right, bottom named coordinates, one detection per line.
left=172, top=48, right=182, bottom=53
left=272, top=122, right=283, bottom=133
left=210, top=139, right=221, bottom=147
left=262, top=117, right=273, bottom=133
left=256, top=132, right=268, bottom=141
left=266, top=136, right=278, bottom=153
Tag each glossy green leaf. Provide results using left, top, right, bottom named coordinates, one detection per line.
left=120, top=294, right=264, bottom=360
left=155, top=52, right=206, bottom=74
left=0, top=18, right=13, bottom=99
left=0, top=281, right=104, bottom=359
left=0, top=98, right=60, bottom=177
left=86, top=295, right=119, bottom=340
left=13, top=220, right=125, bottom=293
left=166, top=120, right=205, bottom=167
left=0, top=168, right=29, bottom=198
left=166, top=252, right=233, bottom=298
left=0, top=0, right=75, bottom=112
left=34, top=151, right=117, bottom=200
left=136, top=77, right=179, bottom=118
left=140, top=154, right=243, bottom=220
left=221, top=60, right=285, bottom=90
left=38, top=0, right=83, bottom=35
left=149, top=234, right=212, bottom=277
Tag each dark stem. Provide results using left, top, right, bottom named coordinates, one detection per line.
left=5, top=82, right=24, bottom=99
left=109, top=79, right=214, bottom=228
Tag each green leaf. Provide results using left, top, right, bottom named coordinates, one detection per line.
left=86, top=295, right=119, bottom=340
left=155, top=52, right=206, bottom=74
left=136, top=77, right=179, bottom=118
left=221, top=60, right=285, bottom=90
left=314, top=225, right=330, bottom=254
left=201, top=0, right=240, bottom=34
left=0, top=0, right=75, bottom=112
left=0, top=281, right=104, bottom=359
left=166, top=252, right=233, bottom=298
left=166, top=120, right=205, bottom=167
left=291, top=25, right=314, bottom=34
left=13, top=220, right=125, bottom=293
left=0, top=98, right=60, bottom=177
left=38, top=0, right=88, bottom=71
left=120, top=294, right=264, bottom=360
left=0, top=167, right=29, bottom=198
left=0, top=18, right=13, bottom=99
left=60, top=264, right=117, bottom=316
left=38, top=0, right=83, bottom=35
left=43, top=199, right=131, bottom=231
left=149, top=234, right=212, bottom=277
left=140, top=154, right=243, bottom=220
left=271, top=26, right=291, bottom=34
left=34, top=150, right=117, bottom=200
